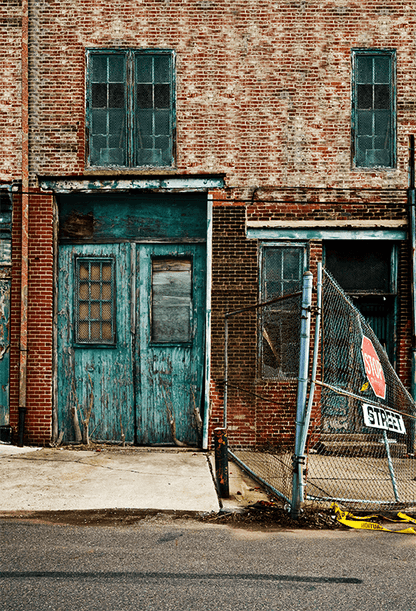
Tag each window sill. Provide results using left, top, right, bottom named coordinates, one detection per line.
left=350, top=166, right=398, bottom=173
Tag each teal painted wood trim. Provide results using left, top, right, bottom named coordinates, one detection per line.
left=40, top=176, right=224, bottom=192
left=0, top=275, right=10, bottom=426
left=248, top=228, right=407, bottom=240
left=202, top=195, right=213, bottom=449
left=58, top=193, right=208, bottom=241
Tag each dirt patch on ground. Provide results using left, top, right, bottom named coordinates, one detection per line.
left=0, top=503, right=343, bottom=531
left=202, top=502, right=343, bottom=530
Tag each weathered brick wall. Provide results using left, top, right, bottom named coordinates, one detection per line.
left=0, top=0, right=22, bottom=182
left=10, top=193, right=54, bottom=444
left=27, top=0, right=416, bottom=190
left=11, top=0, right=414, bottom=445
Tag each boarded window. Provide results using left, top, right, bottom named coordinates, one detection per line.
left=75, top=258, right=116, bottom=344
left=151, top=259, right=192, bottom=343
left=260, top=246, right=305, bottom=379
left=352, top=50, right=395, bottom=168
left=87, top=50, right=174, bottom=168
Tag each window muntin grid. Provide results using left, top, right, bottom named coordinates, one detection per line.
left=87, top=50, right=175, bottom=168
left=75, top=258, right=115, bottom=345
left=260, top=245, right=306, bottom=379
left=352, top=50, right=395, bottom=169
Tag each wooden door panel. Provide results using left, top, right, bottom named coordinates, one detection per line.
left=136, top=244, right=206, bottom=446
left=57, top=243, right=134, bottom=442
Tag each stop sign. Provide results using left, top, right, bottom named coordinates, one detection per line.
left=361, top=336, right=386, bottom=399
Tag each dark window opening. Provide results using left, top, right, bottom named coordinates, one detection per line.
left=325, top=241, right=396, bottom=363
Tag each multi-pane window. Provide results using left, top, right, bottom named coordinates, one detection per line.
left=260, top=245, right=306, bottom=379
left=87, top=50, right=175, bottom=168
left=352, top=50, right=395, bottom=169
left=75, top=258, right=116, bottom=345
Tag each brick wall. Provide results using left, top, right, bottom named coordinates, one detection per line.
left=0, top=0, right=22, bottom=182
left=4, top=0, right=415, bottom=445
left=10, top=192, right=54, bottom=444
left=24, top=0, right=416, bottom=190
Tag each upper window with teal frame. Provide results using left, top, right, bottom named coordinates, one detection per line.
left=86, top=50, right=175, bottom=168
left=351, top=49, right=396, bottom=169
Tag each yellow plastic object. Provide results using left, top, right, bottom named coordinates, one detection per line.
left=332, top=503, right=416, bottom=535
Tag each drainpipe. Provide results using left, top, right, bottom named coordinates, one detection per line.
left=408, top=135, right=416, bottom=454
left=17, top=0, right=29, bottom=446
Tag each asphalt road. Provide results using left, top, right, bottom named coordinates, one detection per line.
left=1, top=517, right=415, bottom=611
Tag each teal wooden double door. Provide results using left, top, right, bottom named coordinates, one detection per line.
left=57, top=242, right=206, bottom=445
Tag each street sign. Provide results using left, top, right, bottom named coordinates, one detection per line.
left=361, top=335, right=386, bottom=399
left=362, top=403, right=406, bottom=435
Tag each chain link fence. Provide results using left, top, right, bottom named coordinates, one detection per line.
left=226, top=265, right=416, bottom=512
left=306, top=269, right=416, bottom=510
left=225, top=288, right=303, bottom=505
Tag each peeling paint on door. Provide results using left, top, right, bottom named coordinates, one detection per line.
left=57, top=194, right=208, bottom=445
left=0, top=269, right=10, bottom=426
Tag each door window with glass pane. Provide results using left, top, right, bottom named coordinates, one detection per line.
left=151, top=259, right=192, bottom=343
left=352, top=50, right=395, bottom=168
left=75, top=258, right=116, bottom=345
left=87, top=50, right=175, bottom=168
left=260, top=246, right=305, bottom=379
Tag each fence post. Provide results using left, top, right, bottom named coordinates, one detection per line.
left=224, top=314, right=229, bottom=428
left=291, top=271, right=313, bottom=519
left=214, top=427, right=229, bottom=498
left=383, top=430, right=400, bottom=502
left=298, top=263, right=322, bottom=504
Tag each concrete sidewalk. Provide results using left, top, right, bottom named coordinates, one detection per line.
left=0, top=444, right=269, bottom=515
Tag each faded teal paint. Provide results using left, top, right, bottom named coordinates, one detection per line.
left=0, top=275, right=10, bottom=426
left=247, top=228, right=407, bottom=241
left=136, top=243, right=206, bottom=445
left=40, top=176, right=225, bottom=193
left=57, top=194, right=208, bottom=444
left=57, top=242, right=206, bottom=445
left=57, top=243, right=135, bottom=442
left=58, top=193, right=207, bottom=241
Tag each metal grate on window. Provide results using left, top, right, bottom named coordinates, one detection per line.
left=260, top=246, right=305, bottom=379
left=75, top=258, right=115, bottom=345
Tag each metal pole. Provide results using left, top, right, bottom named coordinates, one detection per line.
left=298, top=263, right=322, bottom=503
left=291, top=271, right=313, bottom=519
left=409, top=135, right=416, bottom=454
left=223, top=314, right=229, bottom=428
left=214, top=427, right=229, bottom=498
left=382, top=430, right=400, bottom=503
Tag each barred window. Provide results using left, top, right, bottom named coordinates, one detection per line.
left=75, top=258, right=116, bottom=345
left=260, top=246, right=306, bottom=379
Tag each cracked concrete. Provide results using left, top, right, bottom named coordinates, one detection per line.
left=0, top=445, right=269, bottom=514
